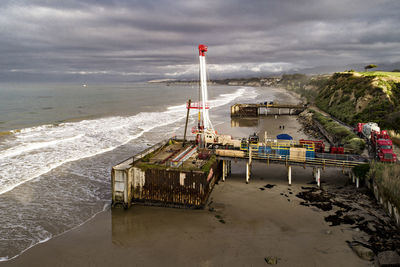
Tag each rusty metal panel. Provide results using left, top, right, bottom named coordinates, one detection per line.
left=130, top=161, right=221, bottom=208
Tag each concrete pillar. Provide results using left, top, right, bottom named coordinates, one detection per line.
left=246, top=162, right=250, bottom=184
left=222, top=160, right=226, bottom=182
left=278, top=108, right=281, bottom=115
left=288, top=165, right=292, bottom=185
left=313, top=167, right=316, bottom=182
left=249, top=146, right=252, bottom=165
left=317, top=168, right=321, bottom=188
left=356, top=177, right=359, bottom=188
left=352, top=173, right=355, bottom=184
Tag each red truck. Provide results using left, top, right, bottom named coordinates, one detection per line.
left=370, top=130, right=397, bottom=163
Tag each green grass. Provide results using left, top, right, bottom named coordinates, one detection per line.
left=201, top=155, right=217, bottom=173
left=358, top=71, right=400, bottom=78
left=368, top=162, right=400, bottom=210
left=135, top=162, right=169, bottom=171
left=315, top=72, right=400, bottom=133
left=312, top=111, right=365, bottom=154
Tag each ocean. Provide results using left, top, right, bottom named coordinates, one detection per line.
left=0, top=82, right=268, bottom=261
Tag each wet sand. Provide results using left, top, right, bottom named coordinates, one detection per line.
left=1, top=169, right=368, bottom=267
left=1, top=87, right=370, bottom=266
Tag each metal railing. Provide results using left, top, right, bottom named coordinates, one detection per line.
left=243, top=151, right=365, bottom=168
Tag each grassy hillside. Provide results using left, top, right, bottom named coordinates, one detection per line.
left=312, top=111, right=365, bottom=154
left=278, top=74, right=329, bottom=103
left=368, top=162, right=400, bottom=210
left=315, top=71, right=400, bottom=132
left=279, top=71, right=400, bottom=132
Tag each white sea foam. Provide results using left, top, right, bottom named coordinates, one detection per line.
left=0, top=87, right=254, bottom=196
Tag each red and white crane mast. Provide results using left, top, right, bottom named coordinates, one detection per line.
left=198, top=44, right=213, bottom=131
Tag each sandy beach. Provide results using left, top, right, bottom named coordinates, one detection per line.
left=0, top=87, right=373, bottom=267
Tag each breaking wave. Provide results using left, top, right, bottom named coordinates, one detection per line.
left=0, top=87, right=256, bottom=196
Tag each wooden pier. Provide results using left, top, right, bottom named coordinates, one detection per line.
left=111, top=138, right=367, bottom=209
left=230, top=103, right=306, bottom=117
left=215, top=148, right=366, bottom=187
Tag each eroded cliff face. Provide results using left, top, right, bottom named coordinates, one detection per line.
left=315, top=72, right=400, bottom=131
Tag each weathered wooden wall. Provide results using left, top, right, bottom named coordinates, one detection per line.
left=112, top=158, right=221, bottom=209
left=132, top=161, right=221, bottom=208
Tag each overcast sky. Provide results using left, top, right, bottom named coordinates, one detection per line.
left=1, top=0, right=400, bottom=82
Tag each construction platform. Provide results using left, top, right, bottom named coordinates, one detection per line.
left=111, top=138, right=367, bottom=210
left=231, top=103, right=306, bottom=117
left=111, top=138, right=221, bottom=209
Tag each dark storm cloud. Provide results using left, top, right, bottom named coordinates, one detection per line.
left=1, top=0, right=400, bottom=81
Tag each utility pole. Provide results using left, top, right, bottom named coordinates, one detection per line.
left=183, top=99, right=191, bottom=147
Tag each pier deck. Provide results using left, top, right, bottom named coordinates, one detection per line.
left=215, top=148, right=367, bottom=186
left=231, top=103, right=306, bottom=117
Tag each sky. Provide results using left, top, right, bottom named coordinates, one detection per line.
left=1, top=0, right=400, bottom=82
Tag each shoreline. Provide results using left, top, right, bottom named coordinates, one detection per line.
left=1, top=86, right=386, bottom=266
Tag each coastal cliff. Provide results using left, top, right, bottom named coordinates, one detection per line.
left=277, top=71, right=400, bottom=133
left=158, top=71, right=400, bottom=132
left=315, top=72, right=400, bottom=132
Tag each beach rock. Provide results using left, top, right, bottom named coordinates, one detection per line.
left=367, top=222, right=376, bottom=232
left=325, top=229, right=332, bottom=235
left=264, top=256, right=278, bottom=265
left=350, top=243, right=374, bottom=261
left=375, top=251, right=400, bottom=266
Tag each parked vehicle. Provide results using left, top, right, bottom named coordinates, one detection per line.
left=370, top=130, right=397, bottom=162
left=362, top=122, right=380, bottom=140
left=354, top=122, right=397, bottom=163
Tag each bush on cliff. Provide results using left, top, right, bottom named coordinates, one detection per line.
left=352, top=163, right=370, bottom=182
left=344, top=138, right=366, bottom=154
left=312, top=111, right=365, bottom=154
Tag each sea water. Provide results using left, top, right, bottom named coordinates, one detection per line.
left=0, top=82, right=270, bottom=260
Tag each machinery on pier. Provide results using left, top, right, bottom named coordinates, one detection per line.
left=189, top=44, right=242, bottom=149
left=189, top=44, right=213, bottom=148
left=187, top=45, right=362, bottom=162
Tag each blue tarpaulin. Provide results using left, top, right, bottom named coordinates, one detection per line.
left=276, top=134, right=293, bottom=140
